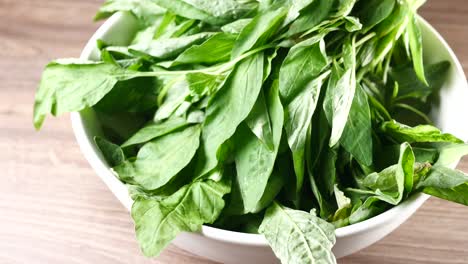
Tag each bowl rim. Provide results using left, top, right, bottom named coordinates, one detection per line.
left=70, top=12, right=466, bottom=247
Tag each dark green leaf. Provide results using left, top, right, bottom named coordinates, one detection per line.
left=94, top=136, right=126, bottom=167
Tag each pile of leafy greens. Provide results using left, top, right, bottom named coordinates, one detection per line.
left=34, top=0, right=468, bottom=263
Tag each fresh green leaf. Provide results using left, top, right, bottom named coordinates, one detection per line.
left=407, top=13, right=427, bottom=85
left=132, top=177, right=230, bottom=256
left=122, top=117, right=188, bottom=147
left=34, top=60, right=127, bottom=129
left=115, top=125, right=201, bottom=190
left=259, top=202, right=337, bottom=264
left=195, top=52, right=265, bottom=178
left=340, top=84, right=373, bottom=166
left=231, top=8, right=287, bottom=58
left=417, top=166, right=468, bottom=205
left=95, top=0, right=166, bottom=24
left=95, top=136, right=126, bottom=167
left=172, top=33, right=237, bottom=66
left=354, top=0, right=395, bottom=32
left=245, top=90, right=275, bottom=151
left=381, top=120, right=463, bottom=144
left=283, top=70, right=330, bottom=197
left=234, top=81, right=283, bottom=213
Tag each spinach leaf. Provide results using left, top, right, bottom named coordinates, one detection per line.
left=324, top=37, right=356, bottom=147
left=435, top=143, right=468, bottom=167
left=150, top=0, right=221, bottom=25
left=132, top=32, right=215, bottom=60
left=34, top=60, right=126, bottom=129
left=222, top=19, right=252, bottom=34
left=94, top=136, right=126, bottom=167
left=284, top=70, right=330, bottom=198
left=340, top=84, right=373, bottom=166
left=234, top=81, right=284, bottom=213
left=390, top=61, right=450, bottom=101
left=361, top=143, right=415, bottom=204
left=381, top=120, right=463, bottom=144
left=132, top=177, right=230, bottom=256
left=231, top=8, right=287, bottom=58
left=122, top=117, right=188, bottom=147
left=245, top=90, right=275, bottom=151
left=171, top=33, right=238, bottom=66
left=407, top=13, right=427, bottom=85
left=259, top=202, right=337, bottom=264
left=349, top=196, right=388, bottom=224
left=353, top=0, right=395, bottom=32
left=285, top=0, right=334, bottom=37
left=94, top=77, right=158, bottom=114
left=417, top=166, right=468, bottom=205
left=95, top=0, right=166, bottom=24
left=195, top=52, right=265, bottom=178
left=114, top=125, right=201, bottom=190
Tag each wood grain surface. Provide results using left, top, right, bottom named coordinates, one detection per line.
left=1, top=0, right=467, bottom=263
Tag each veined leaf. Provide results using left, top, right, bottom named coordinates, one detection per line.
left=417, top=166, right=468, bottom=205
left=122, top=117, right=188, bottom=147
left=381, top=120, right=463, bottom=144
left=34, top=60, right=126, bottom=129
left=195, top=52, right=265, bottom=178
left=115, top=125, right=201, bottom=190
left=259, top=202, right=337, bottom=264
left=340, top=84, right=373, bottom=166
left=234, top=81, right=283, bottom=213
left=231, top=8, right=287, bottom=58
left=132, top=177, right=230, bottom=256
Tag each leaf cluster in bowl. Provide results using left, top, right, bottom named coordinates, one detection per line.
left=34, top=0, right=468, bottom=263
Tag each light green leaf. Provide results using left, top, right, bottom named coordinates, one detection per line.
left=407, top=13, right=427, bottom=85
left=435, top=143, right=468, bottom=167
left=132, top=32, right=215, bottom=60
left=132, top=177, right=231, bottom=256
left=122, top=117, right=188, bottom=147
left=259, top=202, right=337, bottom=264
left=34, top=61, right=126, bottom=130
left=417, top=166, right=468, bottom=205
left=172, top=33, right=237, bottom=66
left=95, top=0, right=166, bottom=24
left=245, top=90, right=275, bottom=151
left=195, top=52, right=264, bottom=178
left=340, top=84, right=373, bottom=166
left=231, top=8, right=287, bottom=58
left=115, top=125, right=201, bottom=190
left=324, top=37, right=356, bottom=147
left=284, top=71, right=330, bottom=197
left=381, top=120, right=463, bottom=144
left=361, top=143, right=415, bottom=205
left=234, top=82, right=284, bottom=213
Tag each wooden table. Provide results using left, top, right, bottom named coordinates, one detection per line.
left=1, top=0, right=467, bottom=263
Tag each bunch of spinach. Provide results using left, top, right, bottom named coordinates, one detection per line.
left=34, top=0, right=468, bottom=263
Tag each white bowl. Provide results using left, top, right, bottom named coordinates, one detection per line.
left=71, top=12, right=468, bottom=264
